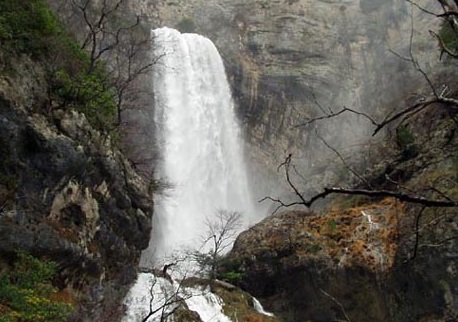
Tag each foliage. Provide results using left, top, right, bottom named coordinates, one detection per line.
left=0, top=0, right=117, bottom=131
left=0, top=0, right=60, bottom=57
left=0, top=253, right=72, bottom=322
left=396, top=124, right=414, bottom=147
left=176, top=18, right=196, bottom=33
left=438, top=20, right=458, bottom=53
left=211, top=284, right=279, bottom=322
left=326, top=220, right=337, bottom=233
left=396, top=124, right=417, bottom=159
left=220, top=271, right=244, bottom=284
left=54, top=66, right=117, bottom=130
left=305, top=243, right=322, bottom=254
left=337, top=195, right=370, bottom=210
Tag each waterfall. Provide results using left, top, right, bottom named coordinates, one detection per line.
left=146, top=27, right=257, bottom=260
left=124, top=27, right=260, bottom=321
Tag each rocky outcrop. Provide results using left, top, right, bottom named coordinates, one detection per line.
left=0, top=56, right=153, bottom=321
left=226, top=195, right=458, bottom=321
left=225, top=200, right=401, bottom=321
left=224, top=98, right=458, bottom=321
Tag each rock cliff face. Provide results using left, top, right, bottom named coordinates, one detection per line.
left=224, top=101, right=458, bottom=321
left=227, top=197, right=458, bottom=321
left=139, top=2, right=431, bottom=143
left=114, top=2, right=458, bottom=321
left=131, top=0, right=443, bottom=199
left=0, top=56, right=153, bottom=321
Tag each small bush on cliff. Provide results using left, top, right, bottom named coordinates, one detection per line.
left=54, top=66, right=117, bottom=130
left=220, top=271, right=244, bottom=284
left=176, top=18, right=196, bottom=33
left=438, top=19, right=458, bottom=53
left=396, top=124, right=418, bottom=160
left=0, top=253, right=72, bottom=322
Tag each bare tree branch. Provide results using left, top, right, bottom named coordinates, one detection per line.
left=198, top=210, right=242, bottom=279
left=315, top=130, right=372, bottom=188
left=295, top=106, right=379, bottom=128
left=319, top=289, right=352, bottom=322
left=261, top=155, right=458, bottom=212
left=302, top=187, right=458, bottom=208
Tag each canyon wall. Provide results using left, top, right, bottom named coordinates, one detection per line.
left=130, top=0, right=443, bottom=202
left=0, top=55, right=153, bottom=321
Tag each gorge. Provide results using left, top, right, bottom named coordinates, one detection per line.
left=0, top=0, right=458, bottom=321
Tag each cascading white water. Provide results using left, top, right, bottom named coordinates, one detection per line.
left=149, top=27, right=257, bottom=259
left=123, top=28, right=263, bottom=322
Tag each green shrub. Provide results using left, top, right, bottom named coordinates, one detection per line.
left=0, top=253, right=72, bottom=322
left=0, top=0, right=60, bottom=57
left=438, top=20, right=458, bottom=53
left=0, top=0, right=117, bottom=132
left=176, top=18, right=196, bottom=33
left=55, top=67, right=117, bottom=130
left=220, top=271, right=244, bottom=284
left=326, top=220, right=337, bottom=233
left=396, top=124, right=418, bottom=159
left=339, top=195, right=369, bottom=209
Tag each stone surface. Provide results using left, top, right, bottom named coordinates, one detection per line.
left=0, top=56, right=153, bottom=322
left=129, top=0, right=448, bottom=202
left=226, top=196, right=458, bottom=321
left=223, top=100, right=458, bottom=321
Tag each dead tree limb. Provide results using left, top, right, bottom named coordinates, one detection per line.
left=261, top=155, right=458, bottom=212
left=303, top=187, right=458, bottom=208
left=319, top=289, right=352, bottom=322
left=295, top=106, right=379, bottom=128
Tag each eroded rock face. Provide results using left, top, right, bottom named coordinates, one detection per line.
left=225, top=201, right=401, bottom=321
left=139, top=1, right=432, bottom=143
left=129, top=0, right=444, bottom=200
left=226, top=196, right=458, bottom=321
left=0, top=57, right=153, bottom=321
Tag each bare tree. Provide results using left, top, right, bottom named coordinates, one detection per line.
left=140, top=274, right=190, bottom=322
left=196, top=210, right=242, bottom=280
left=53, top=0, right=164, bottom=125
left=71, top=0, right=140, bottom=73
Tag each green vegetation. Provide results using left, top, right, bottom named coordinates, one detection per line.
left=326, top=219, right=337, bottom=233
left=176, top=18, right=196, bottom=33
left=0, top=253, right=72, bottom=322
left=54, top=66, right=117, bottom=130
left=396, top=124, right=417, bottom=159
left=306, top=243, right=321, bottom=254
left=217, top=257, right=243, bottom=284
left=211, top=284, right=279, bottom=322
left=0, top=0, right=117, bottom=131
left=0, top=0, right=59, bottom=57
left=396, top=124, right=414, bottom=148
left=220, top=271, right=244, bottom=284
left=438, top=20, right=458, bottom=53
left=338, top=195, right=370, bottom=210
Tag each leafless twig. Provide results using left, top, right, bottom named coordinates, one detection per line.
left=319, top=289, right=352, bottom=322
